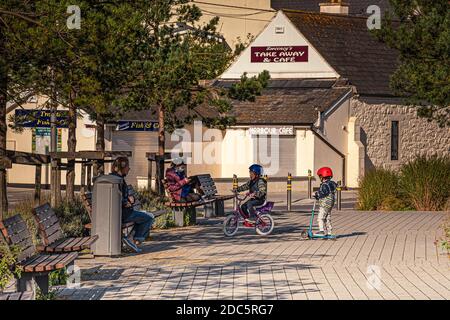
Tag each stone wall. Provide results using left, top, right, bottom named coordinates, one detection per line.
left=351, top=97, right=450, bottom=172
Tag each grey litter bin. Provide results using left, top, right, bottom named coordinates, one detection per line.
left=92, top=174, right=123, bottom=256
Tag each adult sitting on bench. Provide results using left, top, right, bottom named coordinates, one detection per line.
left=165, top=157, right=204, bottom=203
left=110, top=157, right=154, bottom=253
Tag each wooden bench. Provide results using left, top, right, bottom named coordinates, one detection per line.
left=0, top=214, right=78, bottom=295
left=0, top=291, right=34, bottom=300
left=32, top=203, right=98, bottom=253
left=195, top=174, right=234, bottom=217
left=80, top=189, right=135, bottom=236
left=162, top=178, right=215, bottom=226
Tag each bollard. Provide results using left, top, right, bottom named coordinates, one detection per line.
left=232, top=174, right=238, bottom=210
left=307, top=169, right=312, bottom=199
left=287, top=172, right=292, bottom=211
left=336, top=180, right=342, bottom=210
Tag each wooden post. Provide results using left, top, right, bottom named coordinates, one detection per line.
left=34, top=164, right=42, bottom=207
left=56, top=160, right=62, bottom=205
left=87, top=163, right=92, bottom=191
left=80, top=159, right=86, bottom=190
left=147, top=158, right=152, bottom=191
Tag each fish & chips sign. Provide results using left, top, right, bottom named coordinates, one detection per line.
left=251, top=46, right=308, bottom=63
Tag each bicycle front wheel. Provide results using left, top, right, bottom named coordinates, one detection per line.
left=255, top=213, right=274, bottom=236
left=223, top=214, right=239, bottom=237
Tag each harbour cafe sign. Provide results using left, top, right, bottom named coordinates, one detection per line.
left=251, top=46, right=308, bottom=63
left=249, top=126, right=295, bottom=136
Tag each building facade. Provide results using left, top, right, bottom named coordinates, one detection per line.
left=6, top=2, right=450, bottom=192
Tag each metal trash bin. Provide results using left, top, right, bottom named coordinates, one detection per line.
left=92, top=174, right=123, bottom=256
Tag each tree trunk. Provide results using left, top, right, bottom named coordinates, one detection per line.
left=156, top=105, right=165, bottom=195
left=95, top=116, right=105, bottom=176
left=0, top=34, right=8, bottom=218
left=66, top=91, right=77, bottom=202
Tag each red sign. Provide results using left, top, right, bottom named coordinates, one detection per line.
left=251, top=46, right=308, bottom=63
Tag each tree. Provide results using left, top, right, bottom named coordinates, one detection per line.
left=374, top=0, right=450, bottom=127
left=130, top=0, right=270, bottom=194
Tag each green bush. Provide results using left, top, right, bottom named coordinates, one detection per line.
left=53, top=198, right=90, bottom=237
left=357, top=168, right=400, bottom=210
left=400, top=156, right=450, bottom=211
left=134, top=188, right=176, bottom=229
left=379, top=195, right=412, bottom=211
left=0, top=244, right=22, bottom=292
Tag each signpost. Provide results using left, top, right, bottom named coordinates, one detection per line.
left=251, top=46, right=308, bottom=63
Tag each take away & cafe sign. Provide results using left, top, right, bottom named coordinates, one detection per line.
left=251, top=46, right=308, bottom=63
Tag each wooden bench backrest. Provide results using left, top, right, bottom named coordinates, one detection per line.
left=196, top=174, right=218, bottom=198
left=32, top=203, right=64, bottom=247
left=0, top=215, right=36, bottom=263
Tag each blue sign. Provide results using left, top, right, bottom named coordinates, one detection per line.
left=15, top=109, right=70, bottom=128
left=116, top=121, right=159, bottom=131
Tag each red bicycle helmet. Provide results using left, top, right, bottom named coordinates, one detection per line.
left=317, top=167, right=333, bottom=178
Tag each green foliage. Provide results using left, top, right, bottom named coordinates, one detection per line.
left=134, top=188, right=176, bottom=229
left=0, top=244, right=22, bottom=292
left=358, top=156, right=450, bottom=211
left=53, top=198, right=90, bottom=237
left=399, top=156, right=450, bottom=211
left=357, top=168, right=400, bottom=210
left=379, top=195, right=412, bottom=211
left=36, top=288, right=58, bottom=300
left=49, top=267, right=68, bottom=286
left=373, top=0, right=450, bottom=127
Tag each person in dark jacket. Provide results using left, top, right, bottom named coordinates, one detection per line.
left=235, top=164, right=267, bottom=222
left=313, top=166, right=337, bottom=236
left=110, top=157, right=154, bottom=253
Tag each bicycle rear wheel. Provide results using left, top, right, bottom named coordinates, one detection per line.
left=255, top=213, right=274, bottom=236
left=223, top=214, right=239, bottom=236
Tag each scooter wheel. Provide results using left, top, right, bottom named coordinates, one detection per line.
left=299, top=230, right=309, bottom=240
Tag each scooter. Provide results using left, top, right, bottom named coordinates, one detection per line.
left=300, top=200, right=337, bottom=240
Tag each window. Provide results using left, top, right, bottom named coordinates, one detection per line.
left=391, top=121, right=399, bottom=160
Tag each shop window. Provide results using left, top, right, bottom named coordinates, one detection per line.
left=390, top=121, right=399, bottom=161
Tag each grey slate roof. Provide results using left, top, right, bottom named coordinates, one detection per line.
left=283, top=10, right=399, bottom=96
left=119, top=80, right=351, bottom=125
left=271, top=0, right=392, bottom=16
left=216, top=80, right=352, bottom=125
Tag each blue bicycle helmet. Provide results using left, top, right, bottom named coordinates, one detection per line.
left=249, top=164, right=263, bottom=176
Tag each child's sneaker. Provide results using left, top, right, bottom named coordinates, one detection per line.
left=122, top=237, right=142, bottom=253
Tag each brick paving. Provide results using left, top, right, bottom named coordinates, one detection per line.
left=56, top=208, right=449, bottom=300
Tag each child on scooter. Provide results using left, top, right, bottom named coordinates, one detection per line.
left=313, top=167, right=337, bottom=236
left=235, top=164, right=267, bottom=222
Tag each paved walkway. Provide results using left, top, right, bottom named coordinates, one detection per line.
left=58, top=209, right=450, bottom=300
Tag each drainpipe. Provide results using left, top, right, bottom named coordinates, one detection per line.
left=310, top=125, right=346, bottom=187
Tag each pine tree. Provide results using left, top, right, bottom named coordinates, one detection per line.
left=374, top=0, right=450, bottom=127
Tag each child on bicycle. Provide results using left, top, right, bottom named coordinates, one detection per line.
left=235, top=164, right=267, bottom=222
left=313, top=167, right=337, bottom=236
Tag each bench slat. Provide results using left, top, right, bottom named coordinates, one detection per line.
left=23, top=254, right=51, bottom=272
left=55, top=252, right=78, bottom=270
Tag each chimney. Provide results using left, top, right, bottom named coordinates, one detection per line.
left=319, top=0, right=349, bottom=15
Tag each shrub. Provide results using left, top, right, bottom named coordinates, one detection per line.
left=357, top=168, right=400, bottom=210
left=379, top=195, right=412, bottom=211
left=400, top=156, right=450, bottom=211
left=134, top=188, right=176, bottom=229
left=0, top=244, right=22, bottom=292
left=53, top=198, right=90, bottom=237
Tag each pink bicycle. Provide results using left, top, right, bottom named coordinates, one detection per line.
left=223, top=192, right=275, bottom=236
